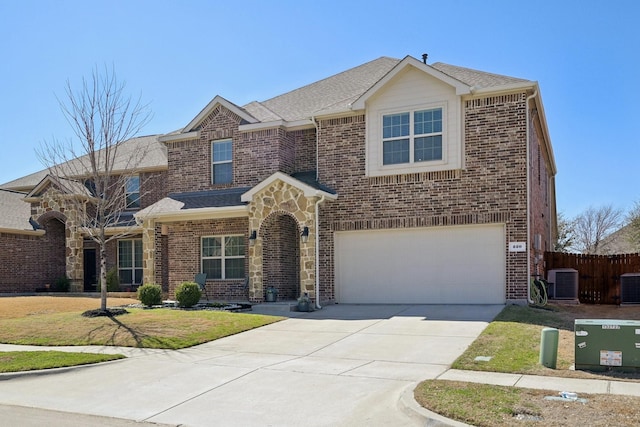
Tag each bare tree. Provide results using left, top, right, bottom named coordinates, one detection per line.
left=553, top=211, right=575, bottom=252
left=38, top=66, right=151, bottom=312
left=572, top=205, right=623, bottom=254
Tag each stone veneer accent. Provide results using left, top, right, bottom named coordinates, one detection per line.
left=141, top=218, right=156, bottom=287
left=247, top=179, right=319, bottom=302
left=27, top=173, right=162, bottom=292
left=31, top=187, right=84, bottom=292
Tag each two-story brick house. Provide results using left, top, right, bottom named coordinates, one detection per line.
left=0, top=55, right=556, bottom=305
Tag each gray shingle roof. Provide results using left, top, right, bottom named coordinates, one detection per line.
left=1, top=56, right=532, bottom=196
left=0, top=135, right=167, bottom=192
left=242, top=56, right=532, bottom=123
left=245, top=57, right=401, bottom=122
left=430, top=62, right=531, bottom=89
left=290, top=171, right=336, bottom=195
left=169, top=187, right=251, bottom=209
left=0, top=189, right=31, bottom=231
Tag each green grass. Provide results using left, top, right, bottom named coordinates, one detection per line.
left=0, top=351, right=124, bottom=373
left=0, top=308, right=283, bottom=349
left=415, top=305, right=574, bottom=426
left=451, top=304, right=573, bottom=374
left=414, top=380, right=539, bottom=426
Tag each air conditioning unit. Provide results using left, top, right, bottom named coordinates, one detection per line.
left=547, top=268, right=578, bottom=299
left=620, top=273, right=640, bottom=304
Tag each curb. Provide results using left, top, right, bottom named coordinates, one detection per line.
left=398, top=384, right=472, bottom=427
left=0, top=357, right=127, bottom=381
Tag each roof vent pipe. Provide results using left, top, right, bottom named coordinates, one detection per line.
left=422, top=53, right=428, bottom=64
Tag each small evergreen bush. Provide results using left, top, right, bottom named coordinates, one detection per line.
left=175, top=282, right=201, bottom=308
left=52, top=276, right=70, bottom=292
left=137, top=283, right=163, bottom=307
left=106, top=267, right=120, bottom=292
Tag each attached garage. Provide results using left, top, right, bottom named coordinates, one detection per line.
left=334, top=224, right=506, bottom=304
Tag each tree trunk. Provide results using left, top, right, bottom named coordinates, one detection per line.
left=100, top=244, right=107, bottom=312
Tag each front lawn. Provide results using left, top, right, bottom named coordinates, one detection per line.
left=0, top=307, right=283, bottom=349
left=0, top=296, right=283, bottom=373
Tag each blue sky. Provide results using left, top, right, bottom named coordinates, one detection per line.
left=0, top=0, right=638, bottom=219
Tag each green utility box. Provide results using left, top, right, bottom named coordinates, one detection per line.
left=575, top=319, right=640, bottom=372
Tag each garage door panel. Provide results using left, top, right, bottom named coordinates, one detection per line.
left=335, top=225, right=505, bottom=304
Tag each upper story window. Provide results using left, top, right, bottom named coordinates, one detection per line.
left=201, top=235, right=245, bottom=279
left=125, top=176, right=140, bottom=209
left=212, top=139, right=233, bottom=184
left=382, top=108, right=442, bottom=165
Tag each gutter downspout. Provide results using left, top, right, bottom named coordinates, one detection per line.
left=312, top=116, right=319, bottom=181
left=310, top=115, right=323, bottom=309
left=315, top=194, right=326, bottom=309
left=526, top=89, right=538, bottom=304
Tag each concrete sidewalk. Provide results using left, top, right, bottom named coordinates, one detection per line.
left=440, top=369, right=640, bottom=397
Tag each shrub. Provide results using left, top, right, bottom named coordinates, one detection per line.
left=137, top=283, right=163, bottom=307
left=175, top=282, right=201, bottom=308
left=52, top=276, right=70, bottom=292
left=106, top=267, right=120, bottom=292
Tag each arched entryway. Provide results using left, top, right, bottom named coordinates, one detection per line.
left=37, top=211, right=67, bottom=285
left=260, top=212, right=300, bottom=300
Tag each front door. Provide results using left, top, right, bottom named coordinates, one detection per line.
left=83, top=249, right=97, bottom=292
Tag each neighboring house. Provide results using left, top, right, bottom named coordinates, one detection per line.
left=0, top=55, right=557, bottom=304
left=599, top=225, right=640, bottom=255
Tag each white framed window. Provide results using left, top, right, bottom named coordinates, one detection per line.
left=201, top=235, right=245, bottom=279
left=211, top=139, right=233, bottom=184
left=118, top=239, right=142, bottom=285
left=382, top=107, right=443, bottom=165
left=124, top=176, right=140, bottom=209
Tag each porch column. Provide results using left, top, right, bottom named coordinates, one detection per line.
left=64, top=209, right=84, bottom=292
left=299, top=217, right=316, bottom=298
left=142, top=219, right=156, bottom=286
left=248, top=216, right=263, bottom=302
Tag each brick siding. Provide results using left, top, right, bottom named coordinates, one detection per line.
left=164, top=217, right=249, bottom=300
left=167, top=106, right=318, bottom=194
left=529, top=108, right=553, bottom=278
left=261, top=213, right=300, bottom=300
left=0, top=217, right=65, bottom=293
left=316, top=93, right=532, bottom=302
left=140, top=170, right=168, bottom=209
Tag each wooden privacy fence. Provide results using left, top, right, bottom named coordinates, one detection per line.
left=544, top=252, right=640, bottom=304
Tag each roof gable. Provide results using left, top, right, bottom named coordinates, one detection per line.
left=25, top=174, right=92, bottom=200
left=351, top=56, right=472, bottom=110
left=241, top=172, right=337, bottom=202
left=184, top=95, right=258, bottom=133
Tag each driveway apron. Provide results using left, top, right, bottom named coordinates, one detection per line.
left=0, top=304, right=502, bottom=426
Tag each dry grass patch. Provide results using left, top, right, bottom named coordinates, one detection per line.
left=416, top=380, right=640, bottom=427
left=0, top=296, right=139, bottom=319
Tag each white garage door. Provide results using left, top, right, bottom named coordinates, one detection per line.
left=335, top=224, right=506, bottom=304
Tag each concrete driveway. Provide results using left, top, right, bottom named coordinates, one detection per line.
left=0, top=304, right=503, bottom=426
